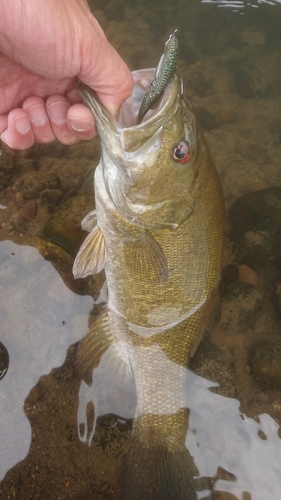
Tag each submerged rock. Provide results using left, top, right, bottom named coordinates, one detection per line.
left=43, top=193, right=94, bottom=257
left=190, top=340, right=236, bottom=398
left=0, top=151, right=14, bottom=191
left=228, top=187, right=281, bottom=269
left=248, top=339, right=281, bottom=388
left=220, top=281, right=263, bottom=334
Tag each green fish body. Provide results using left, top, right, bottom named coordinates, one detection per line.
left=73, top=33, right=224, bottom=499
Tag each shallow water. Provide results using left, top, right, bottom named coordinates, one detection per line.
left=0, top=0, right=281, bottom=499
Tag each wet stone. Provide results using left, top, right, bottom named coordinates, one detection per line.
left=195, top=106, right=221, bottom=132
left=0, top=152, right=14, bottom=191
left=21, top=200, right=38, bottom=221
left=232, top=65, right=256, bottom=100
left=228, top=187, right=281, bottom=269
left=240, top=28, right=265, bottom=46
left=190, top=340, right=236, bottom=398
left=248, top=339, right=281, bottom=388
left=43, top=193, right=94, bottom=256
left=19, top=172, right=50, bottom=198
left=220, top=264, right=239, bottom=296
left=40, top=189, right=62, bottom=207
left=238, top=141, right=271, bottom=166
left=220, top=281, right=263, bottom=334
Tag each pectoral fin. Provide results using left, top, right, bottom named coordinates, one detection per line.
left=73, top=223, right=106, bottom=278
left=81, top=209, right=97, bottom=232
left=124, top=231, right=168, bottom=284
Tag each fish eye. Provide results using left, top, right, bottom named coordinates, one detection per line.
left=172, top=141, right=191, bottom=164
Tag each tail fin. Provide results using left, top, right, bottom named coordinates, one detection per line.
left=123, top=440, right=213, bottom=500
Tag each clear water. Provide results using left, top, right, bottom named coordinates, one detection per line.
left=0, top=1, right=281, bottom=498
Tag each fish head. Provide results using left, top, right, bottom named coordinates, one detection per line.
left=78, top=71, right=202, bottom=230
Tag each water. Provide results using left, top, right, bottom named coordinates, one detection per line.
left=0, top=0, right=281, bottom=498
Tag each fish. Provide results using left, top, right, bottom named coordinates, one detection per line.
left=73, top=32, right=224, bottom=500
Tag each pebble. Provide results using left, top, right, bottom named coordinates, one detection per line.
left=248, top=339, right=281, bottom=388
left=190, top=340, right=236, bottom=398
left=238, top=264, right=259, bottom=287
left=220, top=281, right=263, bottom=334
left=21, top=200, right=38, bottom=221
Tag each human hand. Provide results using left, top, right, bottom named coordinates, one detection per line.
left=0, top=0, right=133, bottom=150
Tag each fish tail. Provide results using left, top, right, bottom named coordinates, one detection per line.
left=123, top=439, right=213, bottom=500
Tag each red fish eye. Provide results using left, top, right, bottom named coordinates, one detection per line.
left=172, top=141, right=191, bottom=164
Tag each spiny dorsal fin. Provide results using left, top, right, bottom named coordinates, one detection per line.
left=81, top=209, right=97, bottom=232
left=76, top=307, right=113, bottom=379
left=124, top=231, right=168, bottom=284
left=73, top=223, right=106, bottom=278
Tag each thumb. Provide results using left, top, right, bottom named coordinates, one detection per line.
left=78, top=16, right=133, bottom=117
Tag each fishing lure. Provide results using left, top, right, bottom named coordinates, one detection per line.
left=136, top=30, right=179, bottom=125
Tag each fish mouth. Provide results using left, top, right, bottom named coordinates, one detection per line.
left=77, top=71, right=180, bottom=155
left=118, top=69, right=178, bottom=129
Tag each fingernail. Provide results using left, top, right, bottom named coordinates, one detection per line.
left=68, top=118, right=91, bottom=132
left=47, top=102, right=70, bottom=124
left=14, top=115, right=30, bottom=134
left=27, top=104, right=48, bottom=126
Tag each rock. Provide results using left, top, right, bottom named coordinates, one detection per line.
left=240, top=28, right=265, bottom=46
left=238, top=265, right=259, bottom=287
left=40, top=189, right=62, bottom=207
left=228, top=187, right=281, bottom=269
left=248, top=339, right=281, bottom=388
left=0, top=151, right=14, bottom=191
left=43, top=193, right=94, bottom=256
left=19, top=172, right=50, bottom=198
left=190, top=340, right=236, bottom=398
left=21, top=200, right=38, bottom=221
left=220, top=264, right=239, bottom=296
left=231, top=64, right=256, bottom=100
left=195, top=106, right=221, bottom=132
left=220, top=281, right=263, bottom=334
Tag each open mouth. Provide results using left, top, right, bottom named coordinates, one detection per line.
left=117, top=69, right=176, bottom=129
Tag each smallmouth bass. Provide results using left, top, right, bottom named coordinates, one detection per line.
left=73, top=33, right=224, bottom=500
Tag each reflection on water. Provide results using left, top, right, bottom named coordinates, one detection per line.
left=0, top=0, right=281, bottom=498
left=0, top=241, right=93, bottom=481
left=202, top=0, right=281, bottom=11
left=79, top=350, right=281, bottom=499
